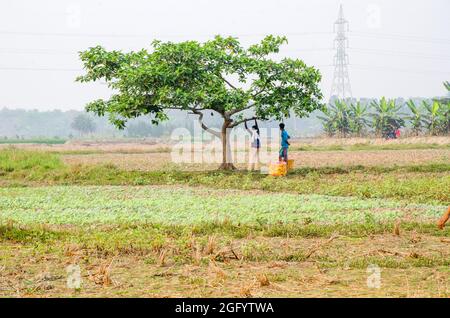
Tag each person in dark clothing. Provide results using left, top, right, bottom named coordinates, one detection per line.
left=245, top=119, right=261, bottom=171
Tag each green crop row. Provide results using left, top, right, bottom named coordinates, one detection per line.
left=0, top=186, right=445, bottom=226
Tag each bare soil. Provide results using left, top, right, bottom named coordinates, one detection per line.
left=61, top=149, right=450, bottom=171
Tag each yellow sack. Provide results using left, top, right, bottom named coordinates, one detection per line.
left=269, top=162, right=287, bottom=177
left=287, top=159, right=295, bottom=171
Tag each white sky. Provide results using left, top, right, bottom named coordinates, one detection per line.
left=0, top=0, right=449, bottom=110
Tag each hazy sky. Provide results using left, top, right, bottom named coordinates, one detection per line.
left=1, top=0, right=449, bottom=110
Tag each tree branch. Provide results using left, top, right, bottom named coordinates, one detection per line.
left=229, top=116, right=258, bottom=128
left=224, top=71, right=281, bottom=117
left=216, top=73, right=238, bottom=91
left=190, top=109, right=221, bottom=138
left=226, top=103, right=255, bottom=117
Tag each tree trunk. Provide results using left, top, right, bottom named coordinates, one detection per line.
left=194, top=110, right=236, bottom=171
left=219, top=120, right=236, bottom=170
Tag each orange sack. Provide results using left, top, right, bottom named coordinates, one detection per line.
left=437, top=206, right=450, bottom=230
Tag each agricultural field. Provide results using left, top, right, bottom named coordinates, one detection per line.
left=0, top=138, right=66, bottom=145
left=0, top=140, right=449, bottom=297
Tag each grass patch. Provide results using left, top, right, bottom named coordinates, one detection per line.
left=1, top=149, right=449, bottom=203
left=292, top=142, right=450, bottom=152
left=0, top=222, right=66, bottom=243
left=0, top=147, right=63, bottom=177
left=340, top=256, right=450, bottom=269
left=0, top=138, right=66, bottom=145
left=2, top=221, right=447, bottom=264
left=54, top=146, right=172, bottom=155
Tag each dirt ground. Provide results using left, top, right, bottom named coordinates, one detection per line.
left=2, top=136, right=449, bottom=153
left=0, top=233, right=448, bottom=297
left=61, top=148, right=450, bottom=171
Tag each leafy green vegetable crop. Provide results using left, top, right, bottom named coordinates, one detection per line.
left=0, top=186, right=444, bottom=226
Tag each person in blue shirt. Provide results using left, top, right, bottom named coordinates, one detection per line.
left=278, top=123, right=290, bottom=163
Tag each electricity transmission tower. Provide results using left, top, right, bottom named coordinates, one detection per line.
left=330, top=4, right=352, bottom=100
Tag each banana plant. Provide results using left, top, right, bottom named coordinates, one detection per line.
left=317, top=106, right=336, bottom=137
left=370, top=97, right=405, bottom=138
left=348, top=101, right=370, bottom=137
left=333, top=100, right=351, bottom=137
left=423, top=100, right=441, bottom=136
left=438, top=81, right=450, bottom=134
left=318, top=100, right=352, bottom=137
left=444, top=81, right=450, bottom=92
left=437, top=102, right=450, bottom=135
left=405, top=99, right=425, bottom=136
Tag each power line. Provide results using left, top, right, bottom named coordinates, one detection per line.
left=0, top=30, right=333, bottom=39
left=348, top=47, right=450, bottom=61
left=279, top=47, right=334, bottom=52
left=2, top=28, right=449, bottom=45
left=0, top=65, right=335, bottom=72
left=0, top=47, right=334, bottom=55
left=0, top=67, right=82, bottom=72
left=282, top=47, right=450, bottom=60
left=349, top=64, right=450, bottom=75
left=2, top=64, right=446, bottom=75
left=349, top=31, right=450, bottom=45
left=1, top=46, right=448, bottom=62
left=0, top=48, right=76, bottom=55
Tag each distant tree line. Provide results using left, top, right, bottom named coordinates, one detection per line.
left=71, top=114, right=97, bottom=136
left=1, top=81, right=448, bottom=140
left=0, top=108, right=322, bottom=139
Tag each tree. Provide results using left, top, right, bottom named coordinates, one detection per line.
left=70, top=114, right=96, bottom=136
left=76, top=35, right=323, bottom=169
left=405, top=99, right=425, bottom=136
left=370, top=97, right=404, bottom=138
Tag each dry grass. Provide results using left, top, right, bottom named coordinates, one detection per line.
left=294, top=136, right=450, bottom=147
left=89, top=259, right=114, bottom=287
left=60, top=148, right=450, bottom=171
left=3, top=136, right=447, bottom=171
left=205, top=236, right=217, bottom=255
left=256, top=273, right=270, bottom=287
left=158, top=250, right=168, bottom=267
left=0, top=140, right=171, bottom=154
left=394, top=221, right=401, bottom=236
left=0, top=230, right=448, bottom=297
